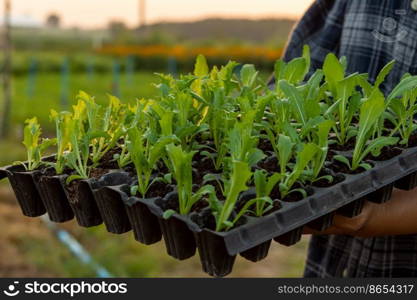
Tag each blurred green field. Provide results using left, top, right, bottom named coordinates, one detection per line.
left=6, top=71, right=157, bottom=130
left=0, top=71, right=158, bottom=166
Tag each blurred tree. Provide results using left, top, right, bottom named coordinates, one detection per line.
left=108, top=21, right=128, bottom=39
left=108, top=20, right=137, bottom=44
left=45, top=13, right=61, bottom=28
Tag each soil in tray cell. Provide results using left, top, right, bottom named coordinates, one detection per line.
left=312, top=168, right=346, bottom=188
left=365, top=146, right=402, bottom=161
left=329, top=159, right=370, bottom=175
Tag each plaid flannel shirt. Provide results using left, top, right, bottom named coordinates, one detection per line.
left=281, top=0, right=417, bottom=277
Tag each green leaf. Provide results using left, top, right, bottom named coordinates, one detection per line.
left=241, top=64, right=258, bottom=87
left=374, top=60, right=395, bottom=88
left=302, top=45, right=311, bottom=77
left=333, top=155, right=351, bottom=169
left=285, top=58, right=306, bottom=83
left=277, top=135, right=294, bottom=175
left=194, top=54, right=209, bottom=77
left=361, top=137, right=399, bottom=161
left=323, top=52, right=344, bottom=94
left=359, top=163, right=373, bottom=171
left=387, top=76, right=417, bottom=103
left=352, top=88, right=386, bottom=169
left=163, top=209, right=177, bottom=220
left=274, top=60, right=286, bottom=86
left=215, top=160, right=252, bottom=232
left=279, top=80, right=307, bottom=125
left=66, top=175, right=85, bottom=185
left=130, top=185, right=138, bottom=197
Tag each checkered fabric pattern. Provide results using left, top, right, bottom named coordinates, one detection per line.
left=280, top=0, right=417, bottom=277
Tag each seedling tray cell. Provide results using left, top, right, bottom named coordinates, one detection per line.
left=37, top=173, right=74, bottom=223
left=3, top=165, right=46, bottom=217
left=395, top=171, right=417, bottom=190
left=239, top=240, right=271, bottom=262
left=92, top=172, right=134, bottom=234
left=125, top=196, right=163, bottom=245
left=61, top=178, right=103, bottom=228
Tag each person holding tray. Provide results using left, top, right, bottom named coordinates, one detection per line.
left=276, top=0, right=417, bottom=277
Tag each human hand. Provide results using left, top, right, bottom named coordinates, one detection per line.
left=304, top=188, right=417, bottom=237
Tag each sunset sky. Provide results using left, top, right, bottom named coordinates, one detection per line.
left=6, top=0, right=313, bottom=28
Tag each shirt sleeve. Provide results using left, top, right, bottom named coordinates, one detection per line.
left=269, top=0, right=348, bottom=86
left=283, top=0, right=348, bottom=64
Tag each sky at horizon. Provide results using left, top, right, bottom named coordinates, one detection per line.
left=3, top=0, right=313, bottom=28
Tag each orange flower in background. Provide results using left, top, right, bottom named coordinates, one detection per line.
left=96, top=45, right=283, bottom=64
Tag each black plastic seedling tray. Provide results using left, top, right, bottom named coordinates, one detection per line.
left=200, top=146, right=417, bottom=257
left=2, top=144, right=417, bottom=277
left=118, top=145, right=417, bottom=262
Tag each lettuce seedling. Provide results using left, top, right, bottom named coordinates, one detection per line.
left=207, top=160, right=253, bottom=232
left=154, top=72, right=209, bottom=149
left=163, top=144, right=214, bottom=218
left=18, top=117, right=56, bottom=171
left=302, top=118, right=335, bottom=182
left=251, top=170, right=281, bottom=216
left=65, top=100, right=90, bottom=183
left=206, top=113, right=266, bottom=231
left=277, top=139, right=319, bottom=198
left=388, top=79, right=417, bottom=145
left=49, top=110, right=72, bottom=174
left=228, top=111, right=265, bottom=167
left=194, top=59, right=246, bottom=170
left=205, top=170, right=279, bottom=230
left=274, top=45, right=311, bottom=92
left=127, top=126, right=177, bottom=198
left=78, top=92, right=126, bottom=167
left=334, top=89, right=399, bottom=170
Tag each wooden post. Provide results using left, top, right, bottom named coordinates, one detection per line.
left=1, top=0, right=12, bottom=138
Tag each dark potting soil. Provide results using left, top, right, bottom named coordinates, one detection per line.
left=156, top=161, right=169, bottom=175
left=406, top=132, right=417, bottom=148
left=40, top=167, right=57, bottom=177
left=193, top=157, right=217, bottom=176
left=191, top=199, right=209, bottom=213
left=89, top=168, right=110, bottom=179
left=258, top=138, right=274, bottom=152
left=192, top=169, right=205, bottom=186
left=312, top=168, right=346, bottom=188
left=282, top=187, right=314, bottom=202
left=383, top=120, right=396, bottom=130
left=66, top=180, right=80, bottom=203
left=366, top=146, right=402, bottom=161
left=155, top=193, right=208, bottom=214
left=326, top=150, right=337, bottom=161
left=122, top=163, right=136, bottom=175
left=191, top=208, right=247, bottom=231
left=191, top=210, right=217, bottom=230
left=235, top=196, right=282, bottom=217
left=329, top=159, right=370, bottom=175
left=269, top=183, right=314, bottom=203
left=97, top=147, right=122, bottom=169
left=146, top=181, right=174, bottom=198
left=328, top=139, right=356, bottom=152
left=203, top=175, right=225, bottom=200
left=257, top=156, right=279, bottom=173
